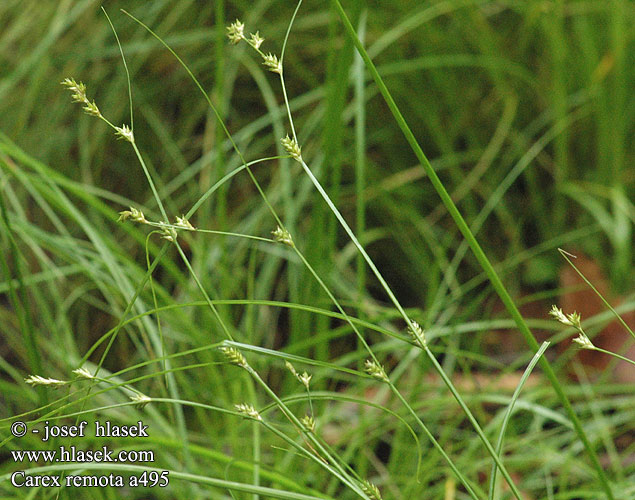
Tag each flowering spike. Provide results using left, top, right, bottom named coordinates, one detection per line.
left=566, top=311, right=582, bottom=329
left=118, top=207, right=147, bottom=224
left=175, top=215, right=195, bottom=230
left=549, top=305, right=568, bottom=324
left=248, top=31, right=264, bottom=50
left=298, top=371, right=312, bottom=389
left=364, top=359, right=389, bottom=383
left=285, top=361, right=311, bottom=388
left=262, top=53, right=282, bottom=74
left=281, top=134, right=302, bottom=161
left=157, top=222, right=177, bottom=242
left=572, top=333, right=594, bottom=350
left=24, top=375, right=67, bottom=387
left=220, top=346, right=248, bottom=368
left=115, top=124, right=134, bottom=143
left=301, top=415, right=316, bottom=432
left=72, top=367, right=94, bottom=380
left=272, top=226, right=294, bottom=247
left=130, top=393, right=151, bottom=410
left=226, top=20, right=245, bottom=44
left=361, top=480, right=382, bottom=500
left=235, top=403, right=262, bottom=421
left=407, top=320, right=426, bottom=349
left=61, top=78, right=87, bottom=102
left=285, top=360, right=298, bottom=377
left=61, top=77, right=102, bottom=117
left=549, top=305, right=581, bottom=328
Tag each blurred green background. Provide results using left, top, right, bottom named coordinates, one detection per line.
left=2, top=0, right=633, bottom=298
left=1, top=0, right=633, bottom=498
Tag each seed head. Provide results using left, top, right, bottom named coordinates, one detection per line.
left=24, top=375, right=67, bottom=387
left=301, top=415, right=316, bottom=432
left=226, top=20, right=245, bottom=44
left=285, top=360, right=298, bottom=377
left=572, top=333, right=594, bottom=350
left=262, top=53, right=282, bottom=74
left=175, top=215, right=195, bottom=230
left=272, top=226, right=294, bottom=247
left=220, top=346, right=248, bottom=368
left=118, top=207, right=147, bottom=224
left=61, top=77, right=102, bottom=117
left=285, top=361, right=312, bottom=388
left=115, top=124, right=134, bottom=143
left=235, top=403, right=262, bottom=421
left=248, top=31, right=264, bottom=50
left=364, top=359, right=389, bottom=383
left=83, top=101, right=101, bottom=117
left=130, top=393, right=151, bottom=410
left=549, top=305, right=581, bottom=328
left=61, top=77, right=87, bottom=102
left=157, top=222, right=178, bottom=242
left=361, top=480, right=382, bottom=500
left=407, top=320, right=426, bottom=349
left=566, top=311, right=582, bottom=329
left=298, top=371, right=312, bottom=389
left=281, top=134, right=302, bottom=161
left=72, top=367, right=94, bottom=380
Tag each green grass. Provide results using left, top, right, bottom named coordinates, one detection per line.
left=1, top=1, right=634, bottom=499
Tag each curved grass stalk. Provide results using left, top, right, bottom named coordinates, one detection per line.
left=7, top=358, right=358, bottom=494
left=105, top=30, right=372, bottom=500
left=289, top=242, right=478, bottom=497
left=488, top=342, right=550, bottom=500
left=6, top=395, right=329, bottom=498
left=127, top=6, right=516, bottom=497
left=331, top=2, right=614, bottom=499
left=115, top=11, right=373, bottom=499
left=273, top=3, right=520, bottom=498
left=427, top=105, right=590, bottom=325
left=558, top=249, right=635, bottom=341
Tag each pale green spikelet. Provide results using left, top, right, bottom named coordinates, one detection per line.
left=157, top=222, right=177, bottom=242
left=549, top=305, right=568, bottom=324
left=61, top=77, right=87, bottom=103
left=175, top=215, right=195, bottom=230
left=566, top=311, right=582, bottom=329
left=365, top=359, right=389, bottom=383
left=361, top=480, right=382, bottom=500
left=285, top=360, right=298, bottom=377
left=285, top=361, right=311, bottom=388
left=301, top=414, right=316, bottom=432
left=226, top=19, right=245, bottom=44
left=72, top=367, right=94, bottom=380
left=272, top=226, right=294, bottom=247
left=298, top=371, right=312, bottom=389
left=235, top=403, right=262, bottom=421
left=114, top=124, right=134, bottom=143
left=24, top=375, right=67, bottom=387
left=220, top=346, right=248, bottom=368
left=550, top=305, right=592, bottom=348
left=83, top=101, right=101, bottom=117
left=281, top=134, right=302, bottom=161
left=118, top=207, right=147, bottom=224
left=549, top=305, right=581, bottom=328
left=248, top=31, right=264, bottom=50
left=408, top=320, right=427, bottom=348
left=130, top=393, right=151, bottom=410
left=572, top=333, right=595, bottom=350
left=262, top=53, right=282, bottom=74
left=61, top=77, right=102, bottom=117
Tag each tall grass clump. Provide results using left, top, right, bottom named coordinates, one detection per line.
left=1, top=1, right=633, bottom=500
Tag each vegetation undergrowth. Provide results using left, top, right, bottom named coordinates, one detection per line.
left=0, top=1, right=633, bottom=499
